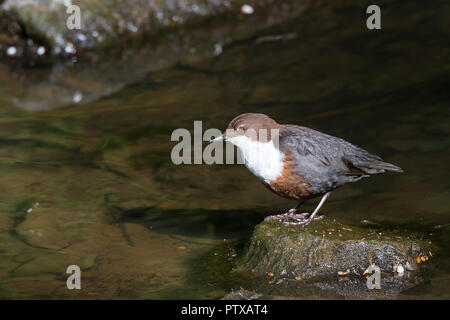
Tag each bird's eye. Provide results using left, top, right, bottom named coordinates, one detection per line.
left=237, top=125, right=246, bottom=131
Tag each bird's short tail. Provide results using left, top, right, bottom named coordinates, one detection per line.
left=344, top=151, right=404, bottom=175
left=367, top=160, right=404, bottom=173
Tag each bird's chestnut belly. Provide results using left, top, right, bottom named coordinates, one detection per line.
left=265, top=173, right=313, bottom=200
left=264, top=156, right=315, bottom=200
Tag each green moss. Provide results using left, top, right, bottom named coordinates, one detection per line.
left=261, top=218, right=428, bottom=243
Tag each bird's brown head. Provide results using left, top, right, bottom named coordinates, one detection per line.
left=223, top=113, right=281, bottom=142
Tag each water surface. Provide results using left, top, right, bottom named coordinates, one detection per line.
left=0, top=1, right=449, bottom=299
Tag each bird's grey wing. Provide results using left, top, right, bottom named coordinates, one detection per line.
left=279, top=126, right=350, bottom=176
left=279, top=125, right=402, bottom=185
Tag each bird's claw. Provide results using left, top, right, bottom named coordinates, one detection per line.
left=282, top=215, right=325, bottom=227
left=265, top=209, right=325, bottom=227
left=264, top=210, right=309, bottom=222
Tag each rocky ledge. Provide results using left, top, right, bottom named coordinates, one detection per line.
left=226, top=218, right=434, bottom=299
left=237, top=219, right=432, bottom=279
left=0, top=0, right=307, bottom=59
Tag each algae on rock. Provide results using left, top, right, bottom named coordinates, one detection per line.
left=237, top=219, right=433, bottom=280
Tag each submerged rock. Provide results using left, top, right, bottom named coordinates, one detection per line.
left=0, top=0, right=308, bottom=110
left=237, top=219, right=433, bottom=281
left=196, top=219, right=435, bottom=299
left=0, top=0, right=306, bottom=58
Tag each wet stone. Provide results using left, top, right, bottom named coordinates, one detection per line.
left=236, top=219, right=433, bottom=283
left=213, top=219, right=436, bottom=299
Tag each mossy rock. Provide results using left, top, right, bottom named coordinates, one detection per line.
left=0, top=0, right=306, bottom=57
left=237, top=219, right=433, bottom=280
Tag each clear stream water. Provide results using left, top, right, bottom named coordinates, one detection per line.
left=0, top=2, right=449, bottom=299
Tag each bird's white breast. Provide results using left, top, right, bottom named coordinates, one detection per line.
left=228, top=136, right=285, bottom=184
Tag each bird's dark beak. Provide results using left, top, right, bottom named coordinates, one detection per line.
left=209, top=135, right=226, bottom=143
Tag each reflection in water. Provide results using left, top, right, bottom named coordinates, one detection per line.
left=0, top=1, right=449, bottom=299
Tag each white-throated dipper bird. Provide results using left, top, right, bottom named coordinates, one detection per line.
left=210, top=113, right=403, bottom=227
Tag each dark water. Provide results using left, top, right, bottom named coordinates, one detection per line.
left=0, top=2, right=449, bottom=299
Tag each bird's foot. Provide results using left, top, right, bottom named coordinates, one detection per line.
left=282, top=214, right=325, bottom=227
left=264, top=209, right=310, bottom=222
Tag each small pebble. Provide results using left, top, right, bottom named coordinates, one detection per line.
left=76, top=33, right=87, bottom=42
left=241, top=4, right=254, bottom=15
left=37, top=46, right=46, bottom=56
left=65, top=42, right=76, bottom=54
left=73, top=91, right=83, bottom=103
left=213, top=42, right=223, bottom=56
left=127, top=23, right=138, bottom=33
left=397, top=265, right=404, bottom=274
left=6, top=46, right=17, bottom=56
left=338, top=276, right=350, bottom=281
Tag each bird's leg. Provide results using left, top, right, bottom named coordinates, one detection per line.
left=264, top=200, right=306, bottom=222
left=283, top=192, right=331, bottom=227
